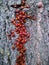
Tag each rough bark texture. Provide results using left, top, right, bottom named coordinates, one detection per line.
left=0, top=0, right=49, bottom=65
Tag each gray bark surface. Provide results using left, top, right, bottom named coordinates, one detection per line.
left=0, top=0, right=49, bottom=65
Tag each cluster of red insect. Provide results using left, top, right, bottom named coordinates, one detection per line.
left=7, top=0, right=36, bottom=65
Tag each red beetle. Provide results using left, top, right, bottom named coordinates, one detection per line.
left=8, top=0, right=35, bottom=65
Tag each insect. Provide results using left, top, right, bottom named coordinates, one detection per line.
left=7, top=0, right=37, bottom=65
